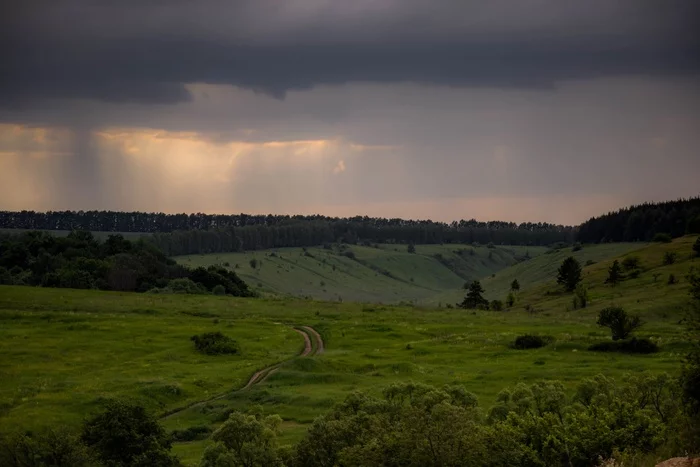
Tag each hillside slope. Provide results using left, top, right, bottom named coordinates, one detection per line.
left=427, top=242, right=645, bottom=305
left=515, top=235, right=699, bottom=319
left=175, top=243, right=546, bottom=304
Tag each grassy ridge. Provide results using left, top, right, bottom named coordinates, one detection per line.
left=176, top=243, right=546, bottom=304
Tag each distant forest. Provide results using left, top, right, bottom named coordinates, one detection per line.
left=0, top=211, right=574, bottom=255
left=577, top=197, right=700, bottom=243
left=0, top=197, right=698, bottom=255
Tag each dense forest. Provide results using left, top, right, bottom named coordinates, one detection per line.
left=0, top=230, right=252, bottom=295
left=578, top=197, right=700, bottom=243
left=0, top=211, right=573, bottom=254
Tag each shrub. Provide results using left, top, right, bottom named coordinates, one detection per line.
left=0, top=427, right=97, bottom=467
left=622, top=256, right=640, bottom=271
left=694, top=237, right=700, bottom=257
left=168, top=277, right=207, bottom=294
left=588, top=337, right=659, bottom=354
left=191, top=332, right=240, bottom=355
left=212, top=284, right=226, bottom=295
left=653, top=233, right=672, bottom=243
left=249, top=258, right=258, bottom=269
left=668, top=273, right=677, bottom=285
left=506, top=292, right=515, bottom=308
left=342, top=250, right=356, bottom=260
left=572, top=242, right=582, bottom=252
left=487, top=242, right=495, bottom=249
left=663, top=251, right=677, bottom=265
left=490, top=299, right=504, bottom=311
left=407, top=243, right=416, bottom=253
left=585, top=259, right=596, bottom=266
left=573, top=284, right=589, bottom=309
left=596, top=307, right=642, bottom=341
left=170, top=425, right=213, bottom=442
left=513, top=335, right=551, bottom=350
left=628, top=269, right=641, bottom=279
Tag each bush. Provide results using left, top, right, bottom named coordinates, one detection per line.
left=588, top=337, right=659, bottom=354
left=513, top=335, right=552, bottom=350
left=170, top=425, right=213, bottom=442
left=0, top=427, right=98, bottom=467
left=663, top=251, right=677, bottom=265
left=596, top=306, right=642, bottom=341
left=628, top=269, right=641, bottom=279
left=212, top=284, right=226, bottom=295
left=668, top=273, right=677, bottom=285
left=168, top=277, right=207, bottom=294
left=191, top=332, right=240, bottom=355
left=653, top=233, right=672, bottom=243
left=490, top=299, right=504, bottom=311
left=572, top=242, right=582, bottom=252
left=622, top=256, right=640, bottom=271
left=342, top=250, right=356, bottom=260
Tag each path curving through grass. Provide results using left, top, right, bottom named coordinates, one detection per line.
left=161, top=325, right=324, bottom=420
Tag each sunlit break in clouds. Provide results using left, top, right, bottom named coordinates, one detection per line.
left=1, top=1, right=699, bottom=224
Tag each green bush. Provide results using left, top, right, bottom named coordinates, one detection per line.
left=513, top=335, right=551, bottom=349
left=170, top=425, right=213, bottom=442
left=663, top=251, right=678, bottom=265
left=212, top=284, right=226, bottom=295
left=191, top=332, right=240, bottom=355
left=622, top=256, right=640, bottom=271
left=653, top=233, right=672, bottom=243
left=82, top=401, right=179, bottom=466
left=596, top=306, right=642, bottom=341
left=168, top=278, right=207, bottom=294
left=0, top=427, right=98, bottom=467
left=588, top=337, right=658, bottom=354
left=489, top=299, right=504, bottom=311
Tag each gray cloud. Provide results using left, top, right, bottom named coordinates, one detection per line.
left=3, top=0, right=699, bottom=104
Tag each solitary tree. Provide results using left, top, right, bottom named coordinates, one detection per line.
left=557, top=257, right=582, bottom=292
left=596, top=306, right=642, bottom=341
left=510, top=279, right=520, bottom=293
left=458, top=280, right=488, bottom=309
left=605, top=260, right=624, bottom=287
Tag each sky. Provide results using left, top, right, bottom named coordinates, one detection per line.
left=1, top=1, right=699, bottom=225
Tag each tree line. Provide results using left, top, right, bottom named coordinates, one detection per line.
left=577, top=197, right=700, bottom=243
left=0, top=230, right=252, bottom=296
left=0, top=210, right=574, bottom=255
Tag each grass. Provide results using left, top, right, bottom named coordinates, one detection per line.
left=175, top=243, right=547, bottom=304
left=0, top=236, right=696, bottom=465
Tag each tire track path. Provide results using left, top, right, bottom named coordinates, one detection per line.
left=161, top=325, right=324, bottom=420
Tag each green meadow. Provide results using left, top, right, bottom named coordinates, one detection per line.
left=0, top=236, right=697, bottom=465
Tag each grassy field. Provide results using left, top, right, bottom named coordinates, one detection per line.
left=0, top=236, right=696, bottom=465
left=175, top=243, right=547, bottom=304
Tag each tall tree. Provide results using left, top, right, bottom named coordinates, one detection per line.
left=557, top=256, right=582, bottom=292
left=605, top=260, right=623, bottom=287
left=458, top=280, right=488, bottom=309
left=510, top=279, right=520, bottom=292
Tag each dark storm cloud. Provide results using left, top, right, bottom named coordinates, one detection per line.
left=2, top=0, right=699, bottom=104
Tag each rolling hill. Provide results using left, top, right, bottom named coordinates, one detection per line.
left=175, top=243, right=547, bottom=304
